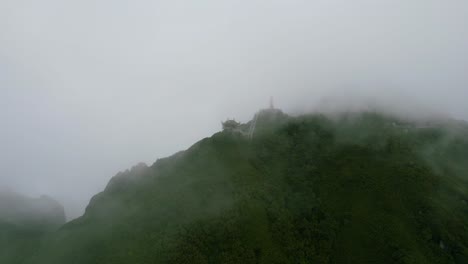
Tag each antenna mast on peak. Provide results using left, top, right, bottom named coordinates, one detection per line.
left=269, top=96, right=274, bottom=109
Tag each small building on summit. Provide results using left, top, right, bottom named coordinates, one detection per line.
left=221, top=97, right=285, bottom=138
left=222, top=119, right=241, bottom=131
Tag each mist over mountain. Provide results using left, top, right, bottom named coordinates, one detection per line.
left=0, top=189, right=65, bottom=264
left=1, top=109, right=466, bottom=263
left=1, top=1, right=468, bottom=263
left=2, top=1, right=468, bottom=219
left=0, top=189, right=65, bottom=228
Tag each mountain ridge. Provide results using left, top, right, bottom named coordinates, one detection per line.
left=3, top=110, right=468, bottom=263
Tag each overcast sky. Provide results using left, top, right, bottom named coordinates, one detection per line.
left=1, top=0, right=467, bottom=219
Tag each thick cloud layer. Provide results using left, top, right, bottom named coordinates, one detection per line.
left=1, top=0, right=467, bottom=219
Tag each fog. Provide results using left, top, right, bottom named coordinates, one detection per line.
left=1, top=0, right=467, bottom=219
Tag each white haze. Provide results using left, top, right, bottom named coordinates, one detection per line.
left=1, top=0, right=467, bottom=219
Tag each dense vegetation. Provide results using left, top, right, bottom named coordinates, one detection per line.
left=3, top=110, right=468, bottom=263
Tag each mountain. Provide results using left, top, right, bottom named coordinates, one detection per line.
left=7, top=110, right=468, bottom=263
left=0, top=190, right=66, bottom=230
left=0, top=190, right=65, bottom=264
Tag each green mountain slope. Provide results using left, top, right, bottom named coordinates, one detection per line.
left=22, top=111, right=468, bottom=263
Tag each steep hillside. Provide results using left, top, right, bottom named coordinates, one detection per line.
left=23, top=111, right=468, bottom=263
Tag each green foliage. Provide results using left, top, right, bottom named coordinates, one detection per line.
left=6, top=111, right=468, bottom=263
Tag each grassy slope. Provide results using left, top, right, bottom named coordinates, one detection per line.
left=26, top=111, right=468, bottom=264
